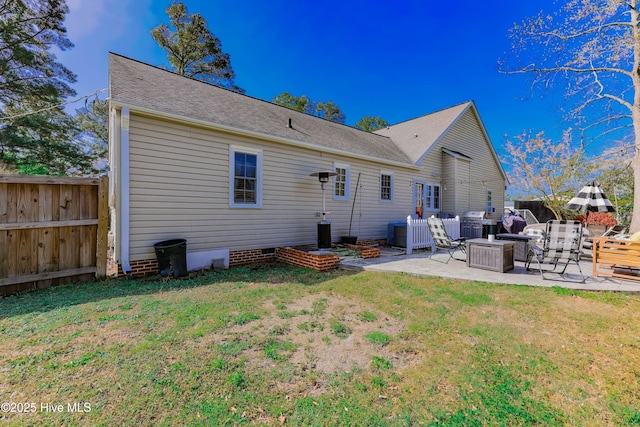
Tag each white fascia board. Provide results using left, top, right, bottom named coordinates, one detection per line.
left=465, top=101, right=510, bottom=185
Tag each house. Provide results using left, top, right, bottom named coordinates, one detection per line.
left=108, top=53, right=508, bottom=276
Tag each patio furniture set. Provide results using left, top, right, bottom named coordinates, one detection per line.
left=427, top=217, right=640, bottom=283
left=427, top=217, right=587, bottom=282
left=426, top=181, right=637, bottom=283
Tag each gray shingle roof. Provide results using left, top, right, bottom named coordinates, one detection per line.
left=109, top=53, right=412, bottom=165
left=374, top=102, right=472, bottom=164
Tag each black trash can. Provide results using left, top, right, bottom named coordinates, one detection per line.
left=153, top=239, right=188, bottom=277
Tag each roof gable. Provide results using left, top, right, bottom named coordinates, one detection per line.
left=374, top=102, right=471, bottom=164
left=375, top=101, right=507, bottom=181
left=108, top=53, right=412, bottom=166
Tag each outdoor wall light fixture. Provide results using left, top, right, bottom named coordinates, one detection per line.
left=310, top=171, right=337, bottom=249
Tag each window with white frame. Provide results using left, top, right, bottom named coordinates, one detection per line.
left=229, top=146, right=262, bottom=208
left=333, top=163, right=350, bottom=200
left=425, top=183, right=441, bottom=210
left=380, top=171, right=394, bottom=202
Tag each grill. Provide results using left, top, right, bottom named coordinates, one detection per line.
left=461, top=211, right=487, bottom=239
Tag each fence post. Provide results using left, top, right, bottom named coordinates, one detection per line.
left=406, top=215, right=413, bottom=255
left=95, top=175, right=109, bottom=279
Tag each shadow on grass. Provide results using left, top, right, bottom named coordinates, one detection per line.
left=0, top=261, right=356, bottom=319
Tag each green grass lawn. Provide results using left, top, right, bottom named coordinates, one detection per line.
left=1, top=263, right=639, bottom=426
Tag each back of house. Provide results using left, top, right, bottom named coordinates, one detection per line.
left=108, top=53, right=507, bottom=276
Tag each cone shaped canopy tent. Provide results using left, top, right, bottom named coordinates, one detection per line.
left=565, top=181, right=615, bottom=213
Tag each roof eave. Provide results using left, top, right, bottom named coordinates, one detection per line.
left=465, top=102, right=510, bottom=185
left=109, top=100, right=419, bottom=171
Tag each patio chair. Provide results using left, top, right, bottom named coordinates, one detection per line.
left=427, top=217, right=467, bottom=263
left=525, top=220, right=585, bottom=282
left=523, top=227, right=545, bottom=244
left=583, top=224, right=628, bottom=252
left=604, top=224, right=627, bottom=238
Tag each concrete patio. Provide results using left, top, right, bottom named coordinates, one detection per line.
left=339, top=247, right=640, bottom=293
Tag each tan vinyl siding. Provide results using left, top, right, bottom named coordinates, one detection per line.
left=422, top=109, right=504, bottom=219
left=441, top=153, right=458, bottom=214
left=125, top=114, right=415, bottom=261
left=413, top=154, right=439, bottom=218
left=319, top=159, right=414, bottom=239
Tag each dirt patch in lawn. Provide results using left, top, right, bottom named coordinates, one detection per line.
left=202, top=292, right=418, bottom=391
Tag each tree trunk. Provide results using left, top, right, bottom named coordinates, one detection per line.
left=631, top=0, right=640, bottom=234
left=632, top=153, right=640, bottom=233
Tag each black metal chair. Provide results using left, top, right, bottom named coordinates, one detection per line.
left=427, top=217, right=467, bottom=263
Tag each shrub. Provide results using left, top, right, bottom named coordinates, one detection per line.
left=587, top=212, right=616, bottom=227
left=573, top=212, right=616, bottom=227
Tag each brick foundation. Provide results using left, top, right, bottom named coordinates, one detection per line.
left=110, top=244, right=380, bottom=277
left=229, top=248, right=276, bottom=267
left=111, top=248, right=279, bottom=277
left=115, top=259, right=160, bottom=278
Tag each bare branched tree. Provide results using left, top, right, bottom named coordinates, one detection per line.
left=500, top=0, right=640, bottom=231
left=503, top=130, right=587, bottom=219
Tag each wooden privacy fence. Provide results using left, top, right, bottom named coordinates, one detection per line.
left=0, top=175, right=108, bottom=296
left=406, top=215, right=461, bottom=255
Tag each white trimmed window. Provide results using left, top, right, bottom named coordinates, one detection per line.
left=229, top=146, right=262, bottom=208
left=425, top=183, right=440, bottom=210
left=433, top=184, right=440, bottom=210
left=380, top=171, right=394, bottom=202
left=333, top=162, right=350, bottom=200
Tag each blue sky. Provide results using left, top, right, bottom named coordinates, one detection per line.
left=58, top=0, right=565, bottom=155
